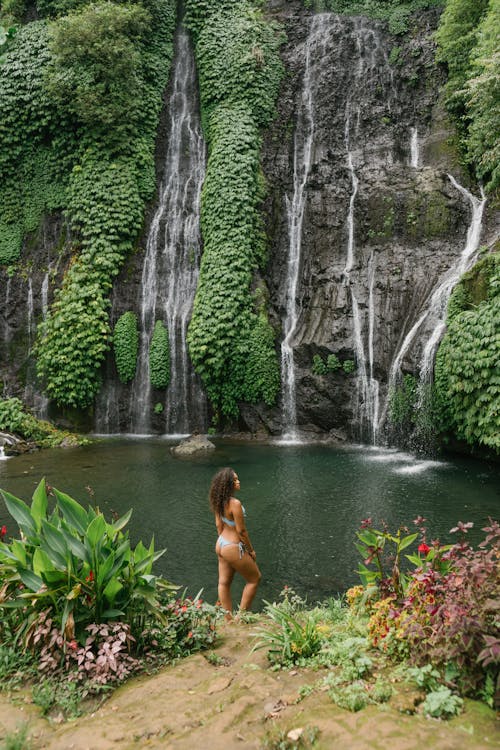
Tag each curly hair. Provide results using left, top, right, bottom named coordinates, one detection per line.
left=209, top=467, right=236, bottom=517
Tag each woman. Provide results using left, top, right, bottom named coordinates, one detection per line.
left=209, top=467, right=261, bottom=619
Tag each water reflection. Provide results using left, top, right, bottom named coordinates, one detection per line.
left=0, top=439, right=498, bottom=609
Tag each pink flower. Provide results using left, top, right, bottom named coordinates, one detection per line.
left=360, top=518, right=372, bottom=529
left=418, top=543, right=430, bottom=555
left=68, top=640, right=78, bottom=650
left=187, top=631, right=193, bottom=639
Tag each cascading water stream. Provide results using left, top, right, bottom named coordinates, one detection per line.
left=410, top=127, right=419, bottom=168
left=342, top=18, right=393, bottom=443
left=280, top=14, right=328, bottom=441
left=128, top=30, right=206, bottom=435
left=387, top=176, right=486, bottom=394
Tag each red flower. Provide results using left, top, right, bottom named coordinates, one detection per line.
left=181, top=605, right=187, bottom=613
left=68, top=640, right=78, bottom=650
left=187, top=631, right=193, bottom=639
left=85, top=570, right=94, bottom=582
left=0, top=525, right=6, bottom=540
left=418, top=543, right=430, bottom=555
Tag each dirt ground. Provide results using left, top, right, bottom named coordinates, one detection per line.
left=1, top=622, right=498, bottom=750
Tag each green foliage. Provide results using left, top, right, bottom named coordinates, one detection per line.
left=113, top=312, right=139, bottom=384
left=0, top=22, right=66, bottom=265
left=2, top=723, right=34, bottom=750
left=46, top=2, right=150, bottom=142
left=187, top=2, right=284, bottom=418
left=0, top=479, right=177, bottom=638
left=422, top=687, right=464, bottom=718
left=304, top=0, right=443, bottom=35
left=0, top=397, right=86, bottom=447
left=434, top=253, right=500, bottom=451
left=342, top=359, right=355, bottom=374
left=465, top=3, right=500, bottom=192
left=435, top=0, right=498, bottom=192
left=312, top=354, right=327, bottom=376
left=312, top=353, right=345, bottom=375
left=252, top=601, right=323, bottom=666
left=0, top=1, right=176, bottom=408
left=149, top=320, right=170, bottom=389
left=388, top=374, right=418, bottom=426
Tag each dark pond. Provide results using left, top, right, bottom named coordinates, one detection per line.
left=0, top=439, right=498, bottom=609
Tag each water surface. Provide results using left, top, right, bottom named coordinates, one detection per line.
left=0, top=440, right=498, bottom=609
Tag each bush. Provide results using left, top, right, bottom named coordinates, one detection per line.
left=0, top=397, right=86, bottom=447
left=149, top=320, right=170, bottom=389
left=113, top=311, right=139, bottom=383
left=0, top=479, right=176, bottom=639
left=353, top=517, right=500, bottom=705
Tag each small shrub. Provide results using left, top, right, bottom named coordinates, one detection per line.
left=328, top=680, right=369, bottom=712
left=113, top=311, right=139, bottom=383
left=422, top=687, right=463, bottom=719
left=149, top=320, right=170, bottom=389
left=312, top=354, right=327, bottom=375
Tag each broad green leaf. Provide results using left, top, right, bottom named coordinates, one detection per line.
left=87, top=515, right=106, bottom=548
left=61, top=528, right=90, bottom=564
left=97, top=551, right=116, bottom=586
left=1, top=490, right=36, bottom=536
left=103, top=577, right=123, bottom=604
left=19, top=568, right=43, bottom=592
left=53, top=488, right=88, bottom=535
left=111, top=508, right=132, bottom=533
left=40, top=540, right=66, bottom=570
left=11, top=539, right=26, bottom=565
left=41, top=519, right=68, bottom=560
left=33, top=547, right=54, bottom=577
left=102, top=608, right=125, bottom=618
left=31, top=478, right=48, bottom=531
left=399, top=533, right=418, bottom=551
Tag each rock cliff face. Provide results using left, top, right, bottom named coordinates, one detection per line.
left=242, top=1, right=493, bottom=440
left=0, top=2, right=495, bottom=441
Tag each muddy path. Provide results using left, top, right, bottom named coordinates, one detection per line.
left=1, top=622, right=498, bottom=749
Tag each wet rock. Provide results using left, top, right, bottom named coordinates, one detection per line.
left=171, top=433, right=215, bottom=457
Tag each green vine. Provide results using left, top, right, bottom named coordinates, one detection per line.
left=149, top=320, right=170, bottom=389
left=434, top=253, right=500, bottom=451
left=435, top=0, right=498, bottom=193
left=113, top=311, right=139, bottom=384
left=4, top=0, right=178, bottom=408
left=186, top=0, right=284, bottom=419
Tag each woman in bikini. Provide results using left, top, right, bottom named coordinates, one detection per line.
left=209, top=467, right=261, bottom=619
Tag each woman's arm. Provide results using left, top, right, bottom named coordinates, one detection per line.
left=231, top=499, right=256, bottom=558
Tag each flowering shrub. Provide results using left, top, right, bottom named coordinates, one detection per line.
left=0, top=479, right=177, bottom=643
left=354, top=516, right=500, bottom=706
left=148, top=592, right=220, bottom=658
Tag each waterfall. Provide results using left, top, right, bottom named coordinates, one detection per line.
left=388, top=176, right=486, bottom=391
left=342, top=19, right=395, bottom=442
left=128, top=29, right=206, bottom=435
left=281, top=14, right=328, bottom=440
left=27, top=276, right=34, bottom=348
left=410, top=127, right=419, bottom=168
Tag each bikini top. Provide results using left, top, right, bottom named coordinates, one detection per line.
left=221, top=505, right=246, bottom=527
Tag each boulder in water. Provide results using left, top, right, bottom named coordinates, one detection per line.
left=171, top=433, right=215, bottom=457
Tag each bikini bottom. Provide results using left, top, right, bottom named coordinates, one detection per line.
left=217, top=534, right=245, bottom=559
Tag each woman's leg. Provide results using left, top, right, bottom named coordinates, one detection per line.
left=217, top=554, right=235, bottom=619
left=237, top=554, right=261, bottom=612
left=219, top=549, right=261, bottom=612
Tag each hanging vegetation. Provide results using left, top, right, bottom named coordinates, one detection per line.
left=149, top=320, right=170, bottom=389
left=113, top=312, right=139, bottom=384
left=0, top=0, right=176, bottom=408
left=434, top=253, right=500, bottom=451
left=185, top=0, right=284, bottom=419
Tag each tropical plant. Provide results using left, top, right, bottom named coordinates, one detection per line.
left=251, top=601, right=322, bottom=666
left=0, top=479, right=177, bottom=642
